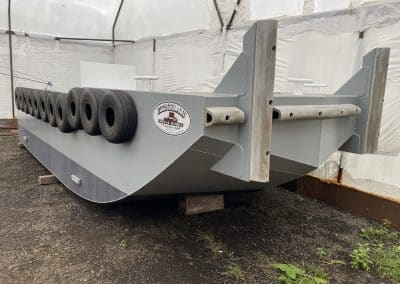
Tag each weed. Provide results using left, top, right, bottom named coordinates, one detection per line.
left=119, top=239, right=127, bottom=249
left=350, top=243, right=372, bottom=271
left=296, top=194, right=305, bottom=203
left=255, top=252, right=271, bottom=267
left=374, top=244, right=400, bottom=282
left=306, top=264, right=329, bottom=281
left=222, top=262, right=246, bottom=282
left=196, top=232, right=226, bottom=257
left=350, top=220, right=400, bottom=282
left=360, top=219, right=397, bottom=241
left=316, top=246, right=346, bottom=266
left=272, top=263, right=328, bottom=284
left=316, top=247, right=328, bottom=259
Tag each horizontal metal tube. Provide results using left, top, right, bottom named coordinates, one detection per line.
left=205, top=107, right=245, bottom=127
left=273, top=104, right=361, bottom=121
left=54, top=37, right=134, bottom=43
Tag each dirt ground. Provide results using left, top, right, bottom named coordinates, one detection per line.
left=0, top=130, right=395, bottom=283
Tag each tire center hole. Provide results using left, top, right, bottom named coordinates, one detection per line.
left=49, top=104, right=53, bottom=115
left=105, top=107, right=115, bottom=127
left=85, top=104, right=92, bottom=121
left=58, top=107, right=63, bottom=120
left=41, top=101, right=45, bottom=111
left=71, top=102, right=76, bottom=116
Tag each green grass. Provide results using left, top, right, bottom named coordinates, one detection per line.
left=196, top=232, right=230, bottom=257
left=350, top=220, right=400, bottom=283
left=272, top=263, right=328, bottom=284
left=350, top=243, right=372, bottom=271
left=119, top=239, right=127, bottom=249
left=360, top=219, right=397, bottom=241
left=222, top=262, right=246, bottom=282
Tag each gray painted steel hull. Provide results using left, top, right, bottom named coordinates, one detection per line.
left=16, top=20, right=389, bottom=203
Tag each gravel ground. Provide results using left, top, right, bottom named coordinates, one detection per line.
left=0, top=130, right=394, bottom=283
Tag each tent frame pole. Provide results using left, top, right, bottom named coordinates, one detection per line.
left=8, top=0, right=15, bottom=118
left=112, top=0, right=125, bottom=47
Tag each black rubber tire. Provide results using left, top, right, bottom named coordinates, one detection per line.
left=15, top=87, right=21, bottom=110
left=55, top=95, right=73, bottom=133
left=80, top=88, right=104, bottom=135
left=38, top=91, right=49, bottom=122
left=99, top=91, right=137, bottom=143
left=66, top=87, right=86, bottom=130
left=27, top=89, right=34, bottom=115
left=46, top=92, right=61, bottom=127
left=22, top=89, right=28, bottom=113
left=32, top=90, right=41, bottom=119
left=23, top=89, right=29, bottom=113
left=17, top=88, right=22, bottom=110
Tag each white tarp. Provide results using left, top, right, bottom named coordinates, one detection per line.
left=115, top=0, right=212, bottom=40
left=362, top=22, right=400, bottom=154
left=112, top=2, right=400, bottom=154
left=0, top=34, right=112, bottom=118
left=0, top=35, right=11, bottom=117
left=1, top=0, right=400, bottom=154
left=309, top=151, right=400, bottom=203
left=0, top=0, right=120, bottom=38
left=80, top=61, right=136, bottom=90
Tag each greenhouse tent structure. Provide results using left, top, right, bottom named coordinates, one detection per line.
left=1, top=0, right=400, bottom=155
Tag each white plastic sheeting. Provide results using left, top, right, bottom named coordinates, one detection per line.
left=309, top=151, right=400, bottom=203
left=80, top=61, right=136, bottom=90
left=0, top=34, right=112, bottom=117
left=115, top=0, right=212, bottom=40
left=362, top=22, right=400, bottom=154
left=114, top=0, right=253, bottom=41
left=1, top=1, right=400, bottom=154
left=0, top=0, right=120, bottom=38
left=114, top=0, right=395, bottom=42
left=112, top=3, right=400, bottom=153
left=0, top=35, right=11, bottom=117
left=251, top=0, right=304, bottom=19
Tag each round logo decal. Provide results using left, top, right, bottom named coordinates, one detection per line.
left=153, top=102, right=191, bottom=135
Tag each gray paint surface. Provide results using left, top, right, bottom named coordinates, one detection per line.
left=17, top=21, right=389, bottom=203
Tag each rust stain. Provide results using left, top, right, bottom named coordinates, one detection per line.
left=296, top=175, right=400, bottom=228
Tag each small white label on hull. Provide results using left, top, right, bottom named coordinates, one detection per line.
left=71, top=174, right=81, bottom=185
left=153, top=102, right=190, bottom=136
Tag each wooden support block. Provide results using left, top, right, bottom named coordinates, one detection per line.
left=18, top=142, right=25, bottom=148
left=179, top=194, right=224, bottom=215
left=38, top=175, right=60, bottom=186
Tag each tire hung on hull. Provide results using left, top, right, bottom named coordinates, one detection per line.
left=15, top=87, right=21, bottom=110
left=66, top=87, right=86, bottom=130
left=99, top=91, right=138, bottom=143
left=80, top=88, right=104, bottom=135
left=46, top=92, right=62, bottom=127
left=22, top=89, right=29, bottom=113
left=55, top=95, right=74, bottom=133
left=27, top=89, right=34, bottom=116
left=38, top=91, right=49, bottom=122
left=32, top=90, right=41, bottom=119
